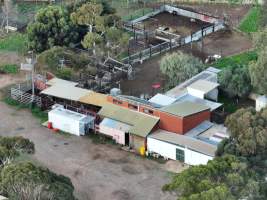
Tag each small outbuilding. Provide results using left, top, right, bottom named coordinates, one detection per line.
left=48, top=105, right=95, bottom=136
left=147, top=129, right=216, bottom=165
left=98, top=104, right=159, bottom=152
left=187, top=80, right=219, bottom=101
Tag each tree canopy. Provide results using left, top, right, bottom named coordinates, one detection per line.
left=27, top=6, right=80, bottom=53
left=249, top=47, right=267, bottom=95
left=1, top=162, right=75, bottom=199
left=222, top=107, right=267, bottom=157
left=219, top=65, right=251, bottom=98
left=160, top=52, right=204, bottom=88
left=70, top=1, right=127, bottom=56
left=0, top=136, right=75, bottom=199
left=163, top=155, right=263, bottom=200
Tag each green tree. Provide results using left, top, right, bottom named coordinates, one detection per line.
left=71, top=2, right=104, bottom=53
left=70, top=1, right=126, bottom=56
left=0, top=162, right=75, bottom=200
left=163, top=155, right=256, bottom=200
left=253, top=28, right=267, bottom=51
left=106, top=27, right=129, bottom=56
left=160, top=52, right=204, bottom=88
left=249, top=48, right=267, bottom=94
left=219, top=65, right=251, bottom=98
left=224, top=107, right=267, bottom=157
left=27, top=6, right=80, bottom=53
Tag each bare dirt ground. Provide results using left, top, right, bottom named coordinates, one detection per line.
left=0, top=75, right=183, bottom=200
left=143, top=12, right=210, bottom=37
left=121, top=29, right=252, bottom=97
left=121, top=3, right=253, bottom=97
left=182, top=29, right=253, bottom=58
left=0, top=52, right=23, bottom=66
left=177, top=3, right=251, bottom=28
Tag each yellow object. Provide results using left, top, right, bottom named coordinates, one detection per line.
left=139, top=146, right=145, bottom=156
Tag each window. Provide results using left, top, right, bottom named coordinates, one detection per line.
left=113, top=99, right=122, bottom=105
left=129, top=104, right=138, bottom=110
left=143, top=108, right=154, bottom=115
left=176, top=148, right=185, bottom=162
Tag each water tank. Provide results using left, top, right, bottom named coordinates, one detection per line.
left=110, top=88, right=121, bottom=96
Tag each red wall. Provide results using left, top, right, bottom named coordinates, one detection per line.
left=106, top=96, right=210, bottom=135
left=183, top=110, right=211, bottom=133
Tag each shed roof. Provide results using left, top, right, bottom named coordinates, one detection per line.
left=98, top=104, right=159, bottom=137
left=46, top=78, right=77, bottom=87
left=79, top=92, right=108, bottom=107
left=160, top=101, right=210, bottom=117
left=148, top=94, right=176, bottom=106
left=41, top=83, right=90, bottom=101
left=187, top=80, right=219, bottom=94
left=42, top=78, right=107, bottom=107
left=100, top=118, right=131, bottom=132
left=149, top=129, right=217, bottom=156
left=49, top=106, right=92, bottom=121
left=175, top=94, right=222, bottom=111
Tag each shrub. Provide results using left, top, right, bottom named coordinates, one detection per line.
left=0, top=64, right=18, bottom=74
left=0, top=33, right=27, bottom=53
left=0, top=137, right=35, bottom=154
left=38, top=47, right=90, bottom=70
left=55, top=68, right=73, bottom=80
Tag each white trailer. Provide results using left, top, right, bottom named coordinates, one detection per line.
left=48, top=105, right=95, bottom=136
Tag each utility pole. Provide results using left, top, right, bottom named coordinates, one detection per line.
left=26, top=51, right=36, bottom=104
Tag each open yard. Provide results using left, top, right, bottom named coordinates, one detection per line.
left=164, top=3, right=251, bottom=28
left=121, top=29, right=252, bottom=97
left=143, top=11, right=210, bottom=37
left=0, top=75, right=182, bottom=200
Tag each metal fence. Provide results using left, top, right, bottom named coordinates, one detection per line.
left=122, top=22, right=225, bottom=64
left=10, top=83, right=42, bottom=107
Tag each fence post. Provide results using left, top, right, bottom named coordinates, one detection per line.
left=150, top=46, right=152, bottom=57
left=213, top=25, right=215, bottom=32
left=160, top=44, right=162, bottom=54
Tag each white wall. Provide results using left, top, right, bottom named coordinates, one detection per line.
left=187, top=88, right=205, bottom=99
left=48, top=112, right=81, bottom=136
left=147, top=137, right=213, bottom=165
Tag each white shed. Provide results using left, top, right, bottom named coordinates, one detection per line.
left=48, top=106, right=95, bottom=136
left=187, top=80, right=219, bottom=101
left=147, top=130, right=216, bottom=165
left=256, top=95, right=267, bottom=111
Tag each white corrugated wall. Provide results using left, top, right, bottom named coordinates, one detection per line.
left=147, top=137, right=213, bottom=165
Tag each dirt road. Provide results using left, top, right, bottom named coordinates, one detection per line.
left=0, top=74, right=179, bottom=200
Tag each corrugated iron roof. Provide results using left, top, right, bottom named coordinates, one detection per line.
left=187, top=80, right=219, bottom=94
left=42, top=78, right=108, bottom=107
left=98, top=104, right=159, bottom=137
left=79, top=92, right=108, bottom=107
left=41, top=84, right=90, bottom=101
left=148, top=94, right=176, bottom=106
left=175, top=94, right=222, bottom=111
left=160, top=101, right=210, bottom=117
